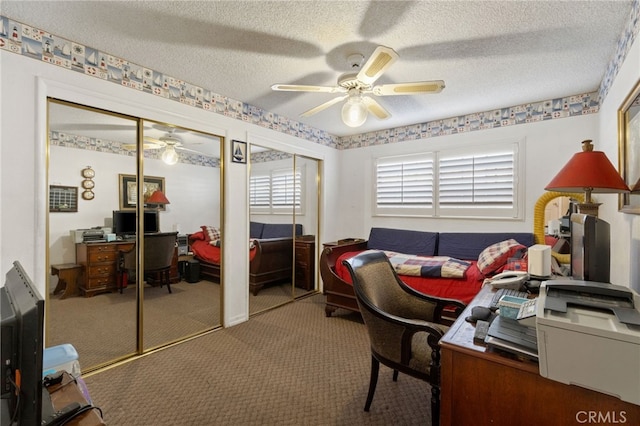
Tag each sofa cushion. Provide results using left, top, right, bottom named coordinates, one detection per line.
left=261, top=223, right=303, bottom=239
left=438, top=232, right=534, bottom=260
left=367, top=227, right=438, bottom=256
left=477, top=239, right=527, bottom=276
left=249, top=221, right=264, bottom=239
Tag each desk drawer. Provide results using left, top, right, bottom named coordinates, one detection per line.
left=86, top=263, right=116, bottom=277
left=87, top=250, right=119, bottom=263
left=84, top=275, right=116, bottom=290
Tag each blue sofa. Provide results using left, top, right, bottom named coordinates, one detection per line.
left=320, top=227, right=535, bottom=317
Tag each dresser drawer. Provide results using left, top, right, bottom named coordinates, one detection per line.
left=86, top=263, right=116, bottom=277
left=86, top=250, right=119, bottom=263
left=84, top=275, right=116, bottom=290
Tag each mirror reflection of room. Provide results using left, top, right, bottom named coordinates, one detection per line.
left=244, top=145, right=319, bottom=316
left=47, top=100, right=222, bottom=371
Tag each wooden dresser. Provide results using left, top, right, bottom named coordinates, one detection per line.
left=294, top=236, right=315, bottom=290
left=76, top=241, right=134, bottom=297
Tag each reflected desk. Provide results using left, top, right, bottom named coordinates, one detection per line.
left=439, top=285, right=640, bottom=426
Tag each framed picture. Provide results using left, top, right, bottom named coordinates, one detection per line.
left=119, top=174, right=166, bottom=210
left=618, top=78, right=640, bottom=214
left=231, top=139, right=247, bottom=164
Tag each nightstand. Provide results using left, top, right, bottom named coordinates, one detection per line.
left=295, top=236, right=315, bottom=290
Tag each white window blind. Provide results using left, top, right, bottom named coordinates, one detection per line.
left=272, top=168, right=301, bottom=209
left=374, top=141, right=521, bottom=219
left=250, top=168, right=302, bottom=213
left=249, top=174, right=270, bottom=207
left=439, top=151, right=514, bottom=207
left=375, top=154, right=434, bottom=216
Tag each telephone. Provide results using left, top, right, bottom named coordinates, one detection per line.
left=488, top=270, right=529, bottom=290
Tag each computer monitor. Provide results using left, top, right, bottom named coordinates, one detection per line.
left=1, top=261, right=45, bottom=425
left=570, top=213, right=610, bottom=283
left=112, top=210, right=160, bottom=236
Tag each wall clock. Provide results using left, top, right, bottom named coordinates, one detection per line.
left=82, top=190, right=95, bottom=200
left=81, top=166, right=95, bottom=178
left=81, top=179, right=95, bottom=189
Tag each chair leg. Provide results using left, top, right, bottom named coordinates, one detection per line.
left=431, top=384, right=440, bottom=426
left=165, top=270, right=172, bottom=294
left=392, top=369, right=399, bottom=382
left=364, top=355, right=379, bottom=412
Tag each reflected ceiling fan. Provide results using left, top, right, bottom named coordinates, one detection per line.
left=271, top=45, right=445, bottom=127
left=124, top=128, right=202, bottom=165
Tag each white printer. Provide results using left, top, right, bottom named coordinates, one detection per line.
left=536, top=280, right=640, bottom=404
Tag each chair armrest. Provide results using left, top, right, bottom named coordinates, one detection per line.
left=396, top=279, right=467, bottom=325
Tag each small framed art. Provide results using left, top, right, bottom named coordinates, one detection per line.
left=231, top=139, right=247, bottom=164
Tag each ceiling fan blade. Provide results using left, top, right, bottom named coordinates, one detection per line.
left=300, top=95, right=348, bottom=117
left=176, top=146, right=204, bottom=155
left=371, top=80, right=446, bottom=96
left=362, top=97, right=391, bottom=120
left=271, top=84, right=346, bottom=94
left=122, top=137, right=165, bottom=150
left=356, top=46, right=399, bottom=86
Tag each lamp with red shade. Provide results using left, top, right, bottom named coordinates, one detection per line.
left=146, top=190, right=170, bottom=209
left=545, top=139, right=629, bottom=217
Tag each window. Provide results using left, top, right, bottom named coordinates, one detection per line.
left=250, top=167, right=303, bottom=214
left=374, top=141, right=521, bottom=219
left=375, top=154, right=434, bottom=216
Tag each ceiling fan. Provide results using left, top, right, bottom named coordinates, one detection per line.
left=123, top=128, right=202, bottom=164
left=271, top=45, right=445, bottom=127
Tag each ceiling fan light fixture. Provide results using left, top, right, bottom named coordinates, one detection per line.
left=341, top=93, right=368, bottom=127
left=161, top=145, right=179, bottom=165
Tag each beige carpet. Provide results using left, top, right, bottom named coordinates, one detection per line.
left=83, top=294, right=432, bottom=425
left=48, top=279, right=309, bottom=370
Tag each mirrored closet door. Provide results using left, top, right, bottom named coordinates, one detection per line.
left=47, top=100, right=222, bottom=371
left=248, top=145, right=319, bottom=316
left=141, top=119, right=222, bottom=351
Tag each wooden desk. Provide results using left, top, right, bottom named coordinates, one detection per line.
left=76, top=241, right=134, bottom=297
left=440, top=285, right=640, bottom=426
left=47, top=372, right=104, bottom=425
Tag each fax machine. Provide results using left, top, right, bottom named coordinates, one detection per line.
left=536, top=280, right=640, bottom=404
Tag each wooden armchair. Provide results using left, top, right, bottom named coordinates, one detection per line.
left=342, top=250, right=466, bottom=426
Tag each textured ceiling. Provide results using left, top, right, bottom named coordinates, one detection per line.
left=1, top=0, right=633, bottom=137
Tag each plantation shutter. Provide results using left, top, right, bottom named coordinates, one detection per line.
left=375, top=154, right=434, bottom=216
left=249, top=174, right=270, bottom=208
left=272, top=168, right=301, bottom=210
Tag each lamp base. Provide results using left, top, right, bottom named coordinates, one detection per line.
left=576, top=202, right=601, bottom=217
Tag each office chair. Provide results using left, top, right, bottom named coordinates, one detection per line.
left=119, top=232, right=178, bottom=294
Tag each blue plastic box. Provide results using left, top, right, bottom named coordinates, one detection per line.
left=43, top=344, right=81, bottom=378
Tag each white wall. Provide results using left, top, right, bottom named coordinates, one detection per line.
left=333, top=115, right=597, bottom=239
left=0, top=51, right=337, bottom=328
left=598, top=34, right=640, bottom=291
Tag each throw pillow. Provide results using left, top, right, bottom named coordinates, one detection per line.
left=477, top=239, right=526, bottom=276
left=201, top=225, right=221, bottom=242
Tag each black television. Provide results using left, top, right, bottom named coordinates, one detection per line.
left=112, top=210, right=160, bottom=237
left=1, top=261, right=45, bottom=425
left=570, top=213, right=610, bottom=283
